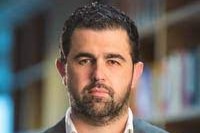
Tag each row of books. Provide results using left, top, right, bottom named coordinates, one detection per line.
left=135, top=46, right=200, bottom=119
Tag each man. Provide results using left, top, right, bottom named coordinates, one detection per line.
left=44, top=2, right=168, bottom=133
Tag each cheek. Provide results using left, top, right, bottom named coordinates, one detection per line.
left=110, top=68, right=133, bottom=97
left=67, top=66, right=91, bottom=92
left=111, top=67, right=133, bottom=85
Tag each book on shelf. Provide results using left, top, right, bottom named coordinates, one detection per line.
left=135, top=45, right=200, bottom=119
left=193, top=46, right=200, bottom=106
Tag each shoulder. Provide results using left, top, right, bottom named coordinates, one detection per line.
left=133, top=118, right=169, bottom=133
left=42, top=118, right=65, bottom=133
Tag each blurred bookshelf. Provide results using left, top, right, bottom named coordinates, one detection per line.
left=2, top=0, right=199, bottom=132
left=127, top=0, right=200, bottom=132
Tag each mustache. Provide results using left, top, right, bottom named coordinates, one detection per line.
left=83, top=82, right=114, bottom=96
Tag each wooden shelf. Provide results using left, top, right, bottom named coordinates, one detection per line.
left=146, top=107, right=200, bottom=124
left=163, top=1, right=200, bottom=27
left=139, top=1, right=200, bottom=38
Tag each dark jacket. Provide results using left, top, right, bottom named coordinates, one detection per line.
left=43, top=117, right=169, bottom=133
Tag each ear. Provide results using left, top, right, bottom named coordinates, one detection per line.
left=56, top=58, right=67, bottom=85
left=131, top=62, right=144, bottom=89
left=55, top=58, right=67, bottom=77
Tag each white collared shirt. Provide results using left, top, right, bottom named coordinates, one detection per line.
left=65, top=107, right=134, bottom=133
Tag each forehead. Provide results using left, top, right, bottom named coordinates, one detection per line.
left=68, top=28, right=132, bottom=58
left=72, top=27, right=129, bottom=42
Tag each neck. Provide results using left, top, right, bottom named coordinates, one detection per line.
left=71, top=107, right=129, bottom=133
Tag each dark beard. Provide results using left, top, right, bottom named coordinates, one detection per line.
left=69, top=82, right=131, bottom=126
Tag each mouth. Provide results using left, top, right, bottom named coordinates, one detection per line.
left=88, top=88, right=109, bottom=97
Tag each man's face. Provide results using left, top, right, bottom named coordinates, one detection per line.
left=58, top=28, right=142, bottom=124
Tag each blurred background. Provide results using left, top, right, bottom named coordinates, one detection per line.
left=0, top=0, right=200, bottom=133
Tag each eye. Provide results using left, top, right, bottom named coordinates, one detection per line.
left=107, top=59, right=120, bottom=66
left=78, top=58, right=93, bottom=65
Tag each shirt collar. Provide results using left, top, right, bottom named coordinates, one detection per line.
left=65, top=107, right=78, bottom=133
left=124, top=108, right=134, bottom=133
left=65, top=107, right=134, bottom=133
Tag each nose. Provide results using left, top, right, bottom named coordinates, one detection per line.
left=91, top=61, right=106, bottom=82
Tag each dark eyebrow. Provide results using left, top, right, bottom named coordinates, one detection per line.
left=105, top=53, right=126, bottom=62
left=74, top=52, right=95, bottom=60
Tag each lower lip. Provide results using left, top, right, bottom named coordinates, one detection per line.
left=89, top=90, right=109, bottom=97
